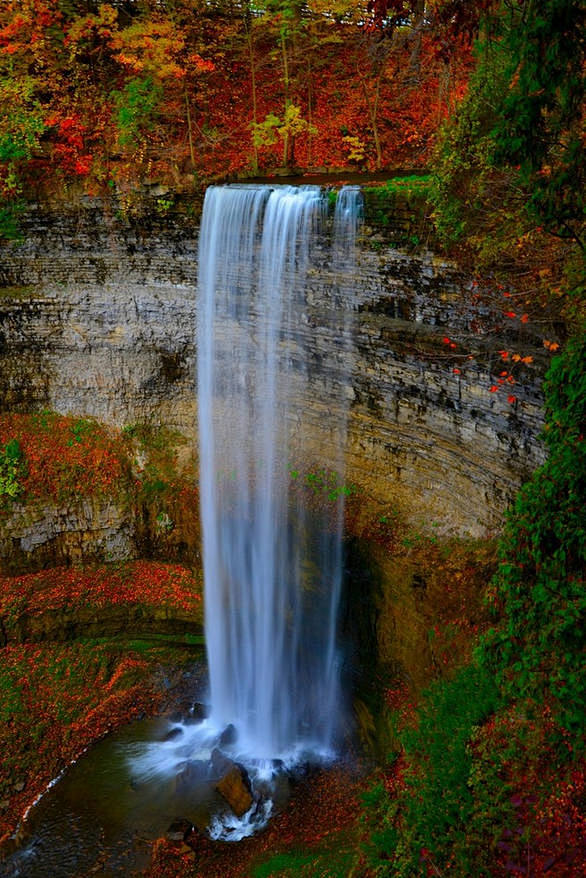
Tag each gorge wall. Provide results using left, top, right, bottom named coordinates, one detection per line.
left=0, top=195, right=546, bottom=555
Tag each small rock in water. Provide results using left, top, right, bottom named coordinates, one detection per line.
left=218, top=723, right=237, bottom=746
left=175, top=760, right=210, bottom=794
left=166, top=818, right=194, bottom=842
left=216, top=767, right=253, bottom=818
left=191, top=701, right=209, bottom=721
left=162, top=727, right=184, bottom=742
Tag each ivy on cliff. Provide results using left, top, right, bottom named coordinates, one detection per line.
left=479, top=333, right=586, bottom=735
left=362, top=334, right=586, bottom=875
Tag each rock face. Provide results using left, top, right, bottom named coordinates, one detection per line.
left=0, top=200, right=546, bottom=537
left=0, top=496, right=133, bottom=573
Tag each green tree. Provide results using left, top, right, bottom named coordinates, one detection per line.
left=113, top=76, right=163, bottom=148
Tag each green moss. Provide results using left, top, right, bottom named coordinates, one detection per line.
left=253, top=846, right=357, bottom=877
left=327, top=188, right=338, bottom=209
left=364, top=663, right=499, bottom=875
left=0, top=201, right=24, bottom=241
left=0, top=438, right=24, bottom=502
left=362, top=175, right=433, bottom=247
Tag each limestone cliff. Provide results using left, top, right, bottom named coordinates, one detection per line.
left=0, top=198, right=545, bottom=553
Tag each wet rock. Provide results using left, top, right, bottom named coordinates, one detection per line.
left=174, top=693, right=198, bottom=715
left=166, top=818, right=194, bottom=842
left=218, top=723, right=237, bottom=746
left=216, top=768, right=253, bottom=819
left=175, top=759, right=209, bottom=794
left=162, top=726, right=183, bottom=742
left=210, top=748, right=231, bottom=777
left=192, top=701, right=209, bottom=721
left=211, top=749, right=253, bottom=818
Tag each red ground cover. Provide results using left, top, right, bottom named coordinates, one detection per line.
left=0, top=561, right=203, bottom=621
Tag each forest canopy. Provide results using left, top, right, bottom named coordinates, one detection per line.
left=0, top=0, right=475, bottom=196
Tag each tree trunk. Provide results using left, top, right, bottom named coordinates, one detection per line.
left=408, top=0, right=426, bottom=80
left=361, top=73, right=383, bottom=171
left=281, top=30, right=290, bottom=167
left=306, top=57, right=313, bottom=167
left=185, top=91, right=196, bottom=172
left=244, top=9, right=259, bottom=174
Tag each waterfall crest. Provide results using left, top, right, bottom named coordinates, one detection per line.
left=197, top=184, right=362, bottom=760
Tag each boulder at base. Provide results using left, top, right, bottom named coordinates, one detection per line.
left=211, top=749, right=253, bottom=818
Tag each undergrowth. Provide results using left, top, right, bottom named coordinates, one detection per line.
left=360, top=334, right=586, bottom=876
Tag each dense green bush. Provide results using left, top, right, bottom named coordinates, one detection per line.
left=365, top=663, right=499, bottom=876
left=113, top=76, right=163, bottom=148
left=430, top=1, right=584, bottom=254
left=0, top=438, right=24, bottom=501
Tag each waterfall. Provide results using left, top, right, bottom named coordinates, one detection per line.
left=197, top=184, right=362, bottom=761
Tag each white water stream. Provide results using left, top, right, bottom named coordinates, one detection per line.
left=198, top=184, right=362, bottom=762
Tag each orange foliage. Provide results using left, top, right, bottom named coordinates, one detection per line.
left=0, top=561, right=203, bottom=621
left=0, top=1, right=474, bottom=189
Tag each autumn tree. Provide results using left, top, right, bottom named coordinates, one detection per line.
left=0, top=0, right=474, bottom=191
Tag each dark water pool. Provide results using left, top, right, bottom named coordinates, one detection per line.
left=0, top=716, right=232, bottom=877
left=0, top=710, right=301, bottom=878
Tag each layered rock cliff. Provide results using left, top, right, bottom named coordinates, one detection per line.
left=0, top=197, right=546, bottom=551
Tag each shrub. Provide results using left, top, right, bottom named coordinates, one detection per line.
left=0, top=438, right=24, bottom=502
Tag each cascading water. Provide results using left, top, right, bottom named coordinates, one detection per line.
left=123, top=183, right=362, bottom=841
left=198, top=184, right=362, bottom=761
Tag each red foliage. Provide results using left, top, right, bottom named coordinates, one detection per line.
left=0, top=1, right=475, bottom=188
left=0, top=561, right=203, bottom=621
left=0, top=640, right=170, bottom=841
left=529, top=766, right=586, bottom=876
left=46, top=115, right=92, bottom=176
left=0, top=412, right=127, bottom=504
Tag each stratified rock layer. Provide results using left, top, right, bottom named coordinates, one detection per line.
left=0, top=201, right=545, bottom=540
